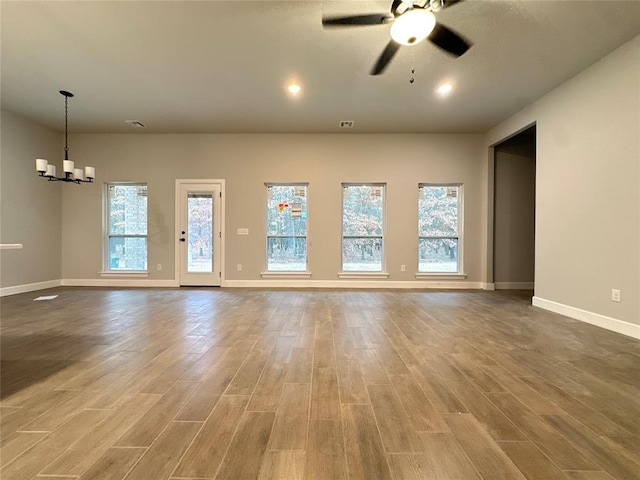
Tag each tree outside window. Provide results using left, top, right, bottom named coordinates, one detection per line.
left=342, top=184, right=385, bottom=272
left=106, top=184, right=147, bottom=271
left=418, top=184, right=462, bottom=273
left=266, top=184, right=308, bottom=271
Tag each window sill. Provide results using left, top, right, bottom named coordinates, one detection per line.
left=100, top=271, right=149, bottom=278
left=338, top=272, right=390, bottom=279
left=260, top=271, right=312, bottom=279
left=415, top=273, right=467, bottom=280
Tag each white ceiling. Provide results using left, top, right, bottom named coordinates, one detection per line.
left=2, top=1, right=639, bottom=134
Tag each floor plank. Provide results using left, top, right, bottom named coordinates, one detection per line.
left=123, top=421, right=201, bottom=480
left=306, top=419, right=348, bottom=480
left=172, top=394, right=249, bottom=478
left=543, top=414, right=640, bottom=480
left=341, top=403, right=393, bottom=480
left=77, top=446, right=146, bottom=480
left=367, top=384, right=424, bottom=453
left=41, top=393, right=160, bottom=476
left=487, top=392, right=599, bottom=471
left=443, top=413, right=527, bottom=480
left=215, top=411, right=276, bottom=479
left=259, top=450, right=306, bottom=480
left=418, top=432, right=483, bottom=479
left=114, top=381, right=198, bottom=447
left=498, top=441, right=568, bottom=480
left=269, top=383, right=311, bottom=450
left=0, top=409, right=109, bottom=480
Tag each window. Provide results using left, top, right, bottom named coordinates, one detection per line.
left=266, top=184, right=308, bottom=271
left=105, top=183, right=147, bottom=271
left=418, top=184, right=462, bottom=273
left=342, top=184, right=385, bottom=272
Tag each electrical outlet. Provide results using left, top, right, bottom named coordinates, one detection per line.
left=611, top=289, right=621, bottom=302
left=156, top=264, right=162, bottom=271
left=400, top=264, right=406, bottom=272
left=237, top=264, right=243, bottom=272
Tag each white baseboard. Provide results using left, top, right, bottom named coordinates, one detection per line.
left=61, top=279, right=179, bottom=288
left=495, top=282, right=534, bottom=290
left=1, top=278, right=483, bottom=292
left=532, top=296, right=640, bottom=340
left=0, top=279, right=62, bottom=297
left=482, top=283, right=496, bottom=291
left=222, top=279, right=484, bottom=289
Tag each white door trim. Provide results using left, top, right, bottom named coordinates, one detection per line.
left=175, top=179, right=225, bottom=286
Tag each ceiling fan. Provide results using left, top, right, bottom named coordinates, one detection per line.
left=322, top=0, right=472, bottom=75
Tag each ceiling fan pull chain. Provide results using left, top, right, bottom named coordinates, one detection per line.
left=410, top=51, right=416, bottom=84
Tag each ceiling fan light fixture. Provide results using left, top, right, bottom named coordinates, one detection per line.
left=390, top=9, right=436, bottom=46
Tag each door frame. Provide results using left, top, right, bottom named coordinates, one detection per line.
left=174, top=179, right=225, bottom=286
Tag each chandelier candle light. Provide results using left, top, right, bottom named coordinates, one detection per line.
left=36, top=90, right=95, bottom=183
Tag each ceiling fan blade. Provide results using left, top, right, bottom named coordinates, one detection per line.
left=322, top=14, right=392, bottom=27
left=442, top=0, right=464, bottom=8
left=370, top=40, right=401, bottom=75
left=427, top=23, right=472, bottom=57
left=391, top=0, right=413, bottom=16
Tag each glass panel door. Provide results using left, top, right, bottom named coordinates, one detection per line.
left=178, top=182, right=222, bottom=286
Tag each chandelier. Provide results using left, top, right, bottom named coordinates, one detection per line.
left=35, top=90, right=95, bottom=183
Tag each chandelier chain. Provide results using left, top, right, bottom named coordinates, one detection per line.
left=64, top=94, right=69, bottom=161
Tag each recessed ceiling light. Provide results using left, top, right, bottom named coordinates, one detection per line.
left=287, top=84, right=301, bottom=95
left=437, top=83, right=453, bottom=96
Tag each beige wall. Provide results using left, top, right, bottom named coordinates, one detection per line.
left=494, top=138, right=536, bottom=286
left=1, top=110, right=62, bottom=287
left=486, top=35, right=640, bottom=326
left=60, top=134, right=485, bottom=283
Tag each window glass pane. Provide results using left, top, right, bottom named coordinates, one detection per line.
left=418, top=185, right=461, bottom=273
left=108, top=185, right=147, bottom=235
left=267, top=185, right=307, bottom=236
left=267, top=237, right=307, bottom=271
left=342, top=237, right=383, bottom=271
left=108, top=237, right=147, bottom=271
left=342, top=185, right=384, bottom=272
left=187, top=193, right=213, bottom=273
left=418, top=186, right=458, bottom=237
left=419, top=238, right=458, bottom=273
left=342, top=185, right=384, bottom=236
left=266, top=185, right=307, bottom=271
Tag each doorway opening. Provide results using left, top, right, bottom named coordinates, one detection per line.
left=493, top=126, right=536, bottom=294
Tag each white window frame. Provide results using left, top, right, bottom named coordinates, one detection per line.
left=262, top=183, right=310, bottom=277
left=416, top=183, right=465, bottom=277
left=339, top=183, right=388, bottom=278
left=102, top=182, right=148, bottom=274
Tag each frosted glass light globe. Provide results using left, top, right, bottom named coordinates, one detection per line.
left=390, top=10, right=436, bottom=46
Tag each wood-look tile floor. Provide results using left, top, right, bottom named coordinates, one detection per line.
left=1, top=288, right=639, bottom=479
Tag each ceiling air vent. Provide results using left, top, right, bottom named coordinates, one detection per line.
left=125, top=120, right=147, bottom=128
left=339, top=120, right=354, bottom=129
